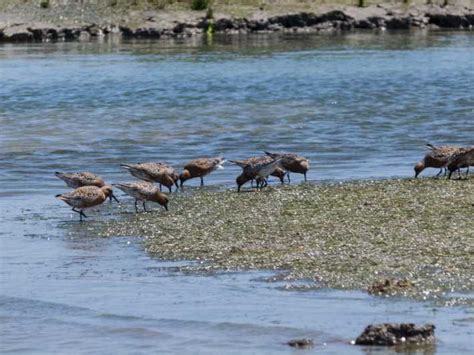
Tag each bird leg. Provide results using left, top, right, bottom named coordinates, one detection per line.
left=159, top=184, right=162, bottom=192
left=287, top=173, right=291, bottom=183
left=143, top=201, right=147, bottom=212
left=200, top=176, right=204, bottom=186
left=435, top=169, right=443, bottom=178
left=134, top=199, right=139, bottom=213
left=72, top=208, right=87, bottom=221
left=304, top=172, right=307, bottom=182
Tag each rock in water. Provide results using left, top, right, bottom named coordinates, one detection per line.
left=287, top=338, right=314, bottom=348
left=355, top=323, right=435, bottom=346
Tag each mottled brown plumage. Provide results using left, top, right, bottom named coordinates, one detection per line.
left=54, top=171, right=119, bottom=202
left=55, top=171, right=105, bottom=188
left=114, top=182, right=169, bottom=212
left=179, top=157, right=225, bottom=187
left=447, top=147, right=474, bottom=179
left=414, top=144, right=467, bottom=178
left=231, top=157, right=283, bottom=192
left=264, top=151, right=309, bottom=182
left=56, top=185, right=113, bottom=221
left=121, top=162, right=178, bottom=192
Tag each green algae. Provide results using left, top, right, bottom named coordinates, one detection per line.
left=98, top=178, right=474, bottom=301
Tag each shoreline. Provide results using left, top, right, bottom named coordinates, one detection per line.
left=97, top=177, right=474, bottom=304
left=1, top=3, right=473, bottom=42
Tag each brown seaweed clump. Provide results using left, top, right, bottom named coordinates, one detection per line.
left=368, top=279, right=415, bottom=296
left=355, top=323, right=435, bottom=346
left=287, top=338, right=314, bottom=348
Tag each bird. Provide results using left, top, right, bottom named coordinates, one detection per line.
left=230, top=158, right=282, bottom=192
left=179, top=157, right=225, bottom=187
left=264, top=151, right=309, bottom=182
left=113, top=182, right=169, bottom=212
left=55, top=185, right=114, bottom=221
left=54, top=171, right=119, bottom=202
left=121, top=162, right=178, bottom=192
left=447, top=146, right=474, bottom=179
left=414, top=144, right=464, bottom=178
left=230, top=156, right=286, bottom=190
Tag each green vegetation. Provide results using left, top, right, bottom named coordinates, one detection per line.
left=191, top=0, right=209, bottom=11
left=98, top=178, right=474, bottom=303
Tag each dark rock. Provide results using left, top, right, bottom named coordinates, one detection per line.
left=287, top=338, right=314, bottom=348
left=58, top=28, right=81, bottom=40
left=428, top=14, right=469, bottom=28
left=355, top=323, right=435, bottom=346
left=247, top=19, right=268, bottom=31
left=386, top=17, right=412, bottom=29
left=319, top=10, right=353, bottom=23
left=354, top=19, right=376, bottom=29
left=173, top=23, right=186, bottom=34
left=28, top=27, right=59, bottom=41
left=215, top=18, right=235, bottom=31
left=85, top=24, right=103, bottom=36
left=3, top=25, right=33, bottom=41
left=368, top=16, right=386, bottom=27
left=134, top=28, right=161, bottom=38
left=119, top=26, right=134, bottom=37
left=466, top=14, right=474, bottom=26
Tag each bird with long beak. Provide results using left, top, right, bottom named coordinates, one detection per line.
left=113, top=182, right=169, bottom=212
left=56, top=185, right=114, bottom=221
left=55, top=171, right=119, bottom=202
left=179, top=157, right=225, bottom=187
left=121, top=162, right=179, bottom=192
left=414, top=144, right=464, bottom=178
left=230, top=156, right=286, bottom=190
left=447, top=146, right=474, bottom=179
left=264, top=151, right=309, bottom=182
left=231, top=158, right=283, bottom=192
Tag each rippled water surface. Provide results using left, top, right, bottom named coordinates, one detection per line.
left=1, top=32, right=473, bottom=354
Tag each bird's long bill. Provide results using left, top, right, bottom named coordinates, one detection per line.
left=110, top=192, right=120, bottom=203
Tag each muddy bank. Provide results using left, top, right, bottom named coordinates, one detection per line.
left=1, top=3, right=473, bottom=42
left=98, top=178, right=474, bottom=303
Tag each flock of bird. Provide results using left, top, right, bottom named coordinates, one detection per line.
left=55, top=145, right=473, bottom=221
left=55, top=151, right=309, bottom=221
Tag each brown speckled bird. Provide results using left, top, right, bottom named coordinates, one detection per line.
left=113, top=182, right=169, bottom=212
left=231, top=157, right=282, bottom=192
left=121, top=162, right=178, bottom=192
left=414, top=144, right=465, bottom=178
left=179, top=157, right=225, bottom=187
left=56, top=185, right=114, bottom=221
left=264, top=151, right=309, bottom=182
left=447, top=146, right=474, bottom=179
left=54, top=171, right=119, bottom=202
left=230, top=156, right=286, bottom=192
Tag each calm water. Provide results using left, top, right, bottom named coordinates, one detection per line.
left=1, top=32, right=473, bottom=353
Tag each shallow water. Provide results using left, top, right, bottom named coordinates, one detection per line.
left=1, top=32, right=473, bottom=353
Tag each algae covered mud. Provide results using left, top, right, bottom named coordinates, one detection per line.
left=100, top=178, right=474, bottom=303
left=1, top=32, right=474, bottom=353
